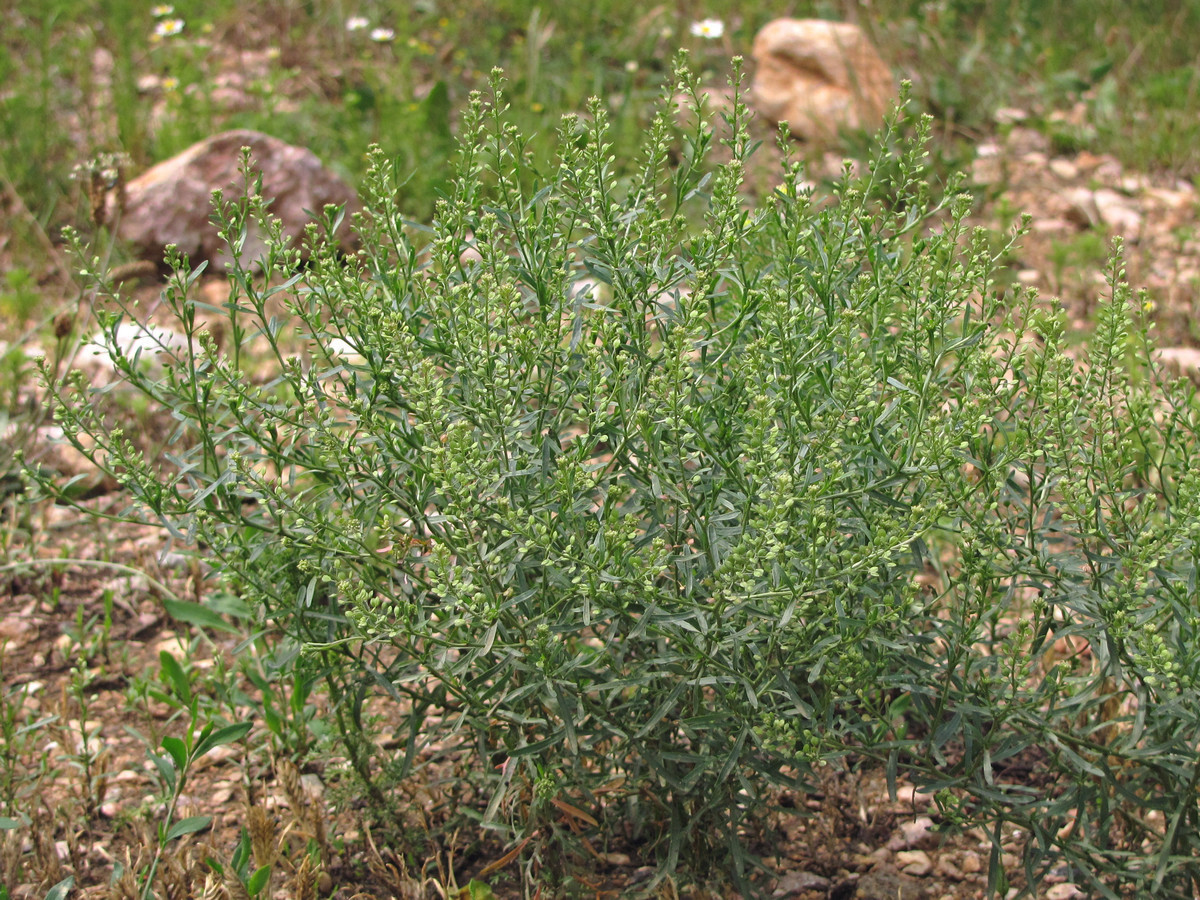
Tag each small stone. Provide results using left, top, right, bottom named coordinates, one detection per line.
left=993, top=107, right=1029, bottom=124
left=1048, top=158, right=1078, bottom=180
left=1119, top=173, right=1151, bottom=193
left=1029, top=217, right=1072, bottom=233
left=1016, top=269, right=1041, bottom=286
left=153, top=633, right=190, bottom=659
left=1062, top=187, right=1100, bottom=229
left=959, top=851, right=982, bottom=874
left=898, top=816, right=935, bottom=849
left=0, top=616, right=34, bottom=647
left=1045, top=888, right=1082, bottom=900
left=895, top=850, right=932, bottom=876
left=1092, top=188, right=1143, bottom=237
left=300, top=773, right=325, bottom=801
left=855, top=867, right=914, bottom=900
left=971, top=156, right=1004, bottom=186
left=774, top=870, right=830, bottom=897
left=1005, top=127, right=1049, bottom=155
left=935, top=857, right=963, bottom=881
left=596, top=852, right=632, bottom=867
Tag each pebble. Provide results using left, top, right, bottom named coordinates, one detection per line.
left=773, top=870, right=830, bottom=896
left=960, top=850, right=982, bottom=874
left=935, top=856, right=963, bottom=880
left=895, top=849, right=932, bottom=876
left=0, top=615, right=34, bottom=647
left=1046, top=885, right=1083, bottom=899
left=1048, top=158, right=1078, bottom=180
left=890, top=815, right=935, bottom=850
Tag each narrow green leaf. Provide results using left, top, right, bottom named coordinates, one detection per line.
left=163, top=598, right=240, bottom=635
left=44, top=876, right=74, bottom=900
left=158, top=651, right=192, bottom=706
left=246, top=864, right=272, bottom=896
left=166, top=815, right=212, bottom=841
left=161, top=736, right=188, bottom=773
left=193, top=721, right=252, bottom=759
left=150, top=752, right=177, bottom=793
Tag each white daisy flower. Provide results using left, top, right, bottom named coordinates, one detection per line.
left=689, top=18, right=725, bottom=39
left=346, top=16, right=370, bottom=31
left=153, top=17, right=185, bottom=37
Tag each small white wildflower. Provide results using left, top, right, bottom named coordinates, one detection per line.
left=369, top=27, right=395, bottom=42
left=153, top=18, right=184, bottom=37
left=624, top=60, right=638, bottom=73
left=151, top=4, right=175, bottom=16
left=345, top=15, right=369, bottom=31
left=689, top=18, right=724, bottom=39
left=162, top=76, right=180, bottom=92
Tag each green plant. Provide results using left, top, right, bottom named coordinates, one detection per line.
left=138, top=651, right=253, bottom=900
left=38, top=63, right=1200, bottom=896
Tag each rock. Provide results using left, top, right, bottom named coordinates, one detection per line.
left=1004, top=126, right=1049, bottom=156
left=1048, top=158, right=1078, bottom=180
left=0, top=615, right=34, bottom=647
left=893, top=816, right=936, bottom=850
left=895, top=849, right=933, bottom=876
left=774, top=870, right=830, bottom=896
left=1156, top=347, right=1200, bottom=385
left=1045, top=886, right=1083, bottom=900
left=749, top=19, right=894, bottom=143
left=1063, top=188, right=1101, bottom=229
left=114, top=130, right=359, bottom=269
left=959, top=851, right=982, bottom=874
left=1092, top=188, right=1143, bottom=237
left=934, top=857, right=963, bottom=880
left=855, top=867, right=918, bottom=899
left=993, top=107, right=1028, bottom=125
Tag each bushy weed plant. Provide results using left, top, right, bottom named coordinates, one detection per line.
left=38, top=65, right=1200, bottom=896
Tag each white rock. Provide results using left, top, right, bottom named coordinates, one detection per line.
left=993, top=107, right=1029, bottom=124
left=1048, top=158, right=1078, bottom=180
left=895, top=849, right=932, bottom=876
left=1062, top=187, right=1100, bottom=229
left=897, top=816, right=935, bottom=849
left=1156, top=347, right=1200, bottom=385
left=1045, top=885, right=1083, bottom=900
left=959, top=851, right=982, bottom=874
left=87, top=321, right=189, bottom=374
left=1092, top=188, right=1143, bottom=236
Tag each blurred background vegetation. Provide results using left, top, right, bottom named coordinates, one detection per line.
left=2, top=0, right=1198, bottom=283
